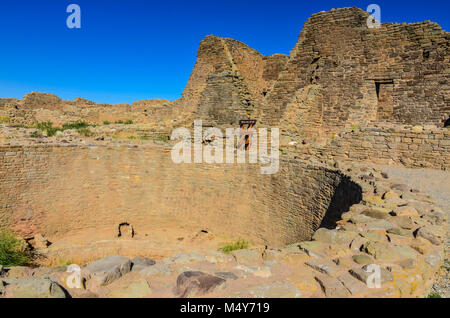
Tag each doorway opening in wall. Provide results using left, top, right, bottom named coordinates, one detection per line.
left=375, top=79, right=394, bottom=121
left=445, top=117, right=450, bottom=127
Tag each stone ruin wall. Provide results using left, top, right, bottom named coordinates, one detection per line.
left=178, top=7, right=449, bottom=139
left=304, top=125, right=450, bottom=170
left=0, top=144, right=361, bottom=247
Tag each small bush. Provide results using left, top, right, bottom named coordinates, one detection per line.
left=30, top=131, right=42, bottom=138
left=35, top=121, right=60, bottom=137
left=220, top=239, right=249, bottom=254
left=77, top=127, right=92, bottom=137
left=427, top=292, right=442, bottom=298
left=115, top=120, right=133, bottom=125
left=62, top=121, right=89, bottom=130
left=153, top=133, right=169, bottom=143
left=0, top=116, right=10, bottom=124
left=103, top=121, right=111, bottom=125
left=0, top=230, right=31, bottom=267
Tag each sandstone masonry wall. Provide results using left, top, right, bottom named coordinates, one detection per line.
left=0, top=144, right=360, bottom=246
left=303, top=125, right=450, bottom=170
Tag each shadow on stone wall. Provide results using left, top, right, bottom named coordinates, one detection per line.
left=318, top=176, right=362, bottom=230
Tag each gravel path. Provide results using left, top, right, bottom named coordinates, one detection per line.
left=374, top=165, right=449, bottom=298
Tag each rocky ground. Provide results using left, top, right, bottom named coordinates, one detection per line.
left=373, top=165, right=449, bottom=298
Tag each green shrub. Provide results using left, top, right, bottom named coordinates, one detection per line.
left=103, top=121, right=111, bottom=125
left=115, top=120, right=133, bottom=125
left=62, top=121, right=89, bottom=130
left=77, top=127, right=92, bottom=137
left=35, top=121, right=60, bottom=137
left=153, top=133, right=169, bottom=143
left=220, top=239, right=249, bottom=254
left=0, top=116, right=10, bottom=124
left=30, top=131, right=42, bottom=138
left=427, top=292, right=442, bottom=298
left=0, top=230, right=31, bottom=267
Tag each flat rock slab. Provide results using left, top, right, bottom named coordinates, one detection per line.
left=305, top=258, right=344, bottom=276
left=131, top=257, right=156, bottom=271
left=83, top=255, right=131, bottom=286
left=349, top=266, right=393, bottom=285
left=314, top=273, right=350, bottom=298
left=313, top=229, right=358, bottom=245
left=107, top=277, right=151, bottom=298
left=337, top=272, right=368, bottom=296
left=175, top=271, right=226, bottom=298
left=4, top=278, right=67, bottom=298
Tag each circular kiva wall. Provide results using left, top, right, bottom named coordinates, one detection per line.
left=0, top=144, right=362, bottom=246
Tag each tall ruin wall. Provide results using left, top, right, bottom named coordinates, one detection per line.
left=0, top=144, right=361, bottom=246
left=179, top=7, right=449, bottom=139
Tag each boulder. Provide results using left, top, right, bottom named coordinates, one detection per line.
left=6, top=266, right=32, bottom=278
left=390, top=216, right=414, bottom=230
left=139, top=263, right=172, bottom=276
left=349, top=266, right=393, bottom=285
left=174, top=271, right=226, bottom=298
left=83, top=255, right=132, bottom=286
left=416, top=227, right=444, bottom=246
left=215, top=272, right=238, bottom=280
left=131, top=257, right=156, bottom=271
left=107, top=277, right=151, bottom=298
left=364, top=241, right=417, bottom=261
left=5, top=278, right=67, bottom=298
left=337, top=272, right=368, bottom=296
left=312, top=229, right=358, bottom=245
left=352, top=254, right=373, bottom=265
left=361, top=208, right=391, bottom=220
left=394, top=206, right=419, bottom=218
left=314, top=273, right=350, bottom=298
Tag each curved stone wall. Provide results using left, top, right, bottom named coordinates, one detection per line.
left=0, top=143, right=361, bottom=246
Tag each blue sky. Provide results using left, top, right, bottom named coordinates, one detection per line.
left=0, top=0, right=448, bottom=104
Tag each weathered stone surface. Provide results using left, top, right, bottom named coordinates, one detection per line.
left=387, top=227, right=412, bottom=237
left=5, top=278, right=67, bottom=298
left=362, top=208, right=391, bottom=219
left=170, top=253, right=205, bottom=265
left=235, top=265, right=272, bottom=278
left=360, top=231, right=387, bottom=243
left=314, top=274, right=350, bottom=298
left=390, top=216, right=414, bottom=230
left=215, top=272, right=238, bottom=280
left=298, top=241, right=329, bottom=257
left=337, top=272, right=368, bottom=296
left=305, top=258, right=344, bottom=276
left=364, top=241, right=418, bottom=261
left=5, top=266, right=32, bottom=278
left=131, top=257, right=156, bottom=271
left=83, top=255, right=132, bottom=286
left=174, top=271, right=226, bottom=298
left=352, top=254, right=373, bottom=265
left=416, top=227, right=444, bottom=245
left=107, top=277, right=152, bottom=298
left=313, top=229, right=358, bottom=245
left=230, top=249, right=262, bottom=265
left=245, top=283, right=301, bottom=298
left=349, top=266, right=393, bottom=285
left=139, top=263, right=172, bottom=277
left=394, top=206, right=420, bottom=218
